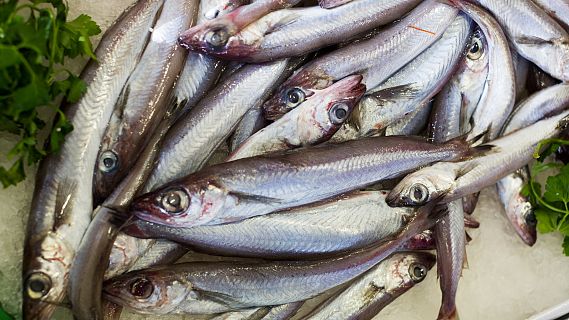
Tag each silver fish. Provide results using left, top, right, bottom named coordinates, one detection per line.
left=124, top=191, right=416, bottom=259
left=179, top=0, right=422, bottom=63
left=454, top=1, right=516, bottom=141
left=386, top=110, right=569, bottom=207
left=350, top=13, right=470, bottom=138
left=473, top=0, right=569, bottom=81
left=496, top=82, right=569, bottom=245
left=103, top=204, right=441, bottom=314
left=263, top=0, right=458, bottom=120
left=385, top=101, right=433, bottom=137
left=22, top=1, right=163, bottom=318
left=303, top=252, right=436, bottom=320
left=227, top=74, right=365, bottom=160
left=94, top=0, right=199, bottom=204
left=131, top=135, right=478, bottom=228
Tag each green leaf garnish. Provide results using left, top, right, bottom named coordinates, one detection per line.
left=0, top=0, right=101, bottom=187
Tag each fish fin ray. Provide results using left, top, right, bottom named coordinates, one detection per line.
left=229, top=191, right=283, bottom=204
left=515, top=36, right=555, bottom=46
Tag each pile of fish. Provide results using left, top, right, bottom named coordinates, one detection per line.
left=22, top=0, right=569, bottom=319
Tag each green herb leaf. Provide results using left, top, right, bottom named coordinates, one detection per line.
left=534, top=208, right=558, bottom=234
left=0, top=304, right=14, bottom=320
left=544, top=165, right=569, bottom=205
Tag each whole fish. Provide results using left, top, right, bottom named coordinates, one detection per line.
left=22, top=1, right=163, bottom=319
left=227, top=75, right=365, bottom=160
left=94, top=0, right=199, bottom=204
left=349, top=13, right=470, bottom=138
left=303, top=252, right=436, bottom=320
left=386, top=111, right=569, bottom=207
left=496, top=82, right=569, bottom=245
left=130, top=135, right=479, bottom=228
left=453, top=0, right=515, bottom=141
left=532, top=0, right=569, bottom=31
left=472, top=0, right=569, bottom=81
left=124, top=191, right=416, bottom=259
left=144, top=59, right=292, bottom=191
left=179, top=0, right=422, bottom=63
left=263, top=0, right=458, bottom=120
left=178, top=0, right=302, bottom=56
left=428, top=74, right=466, bottom=320
left=103, top=204, right=441, bottom=314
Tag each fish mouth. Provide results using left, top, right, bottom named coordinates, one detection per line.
left=385, top=192, right=406, bottom=207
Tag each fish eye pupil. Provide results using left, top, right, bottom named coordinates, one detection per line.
left=335, top=107, right=347, bottom=119
left=285, top=88, right=305, bottom=108
left=103, top=157, right=115, bottom=168
left=470, top=42, right=479, bottom=53
left=287, top=91, right=300, bottom=104
left=130, top=278, right=153, bottom=299
left=206, top=28, right=229, bottom=48
left=409, top=263, right=427, bottom=282
left=29, top=279, right=45, bottom=293
left=413, top=187, right=423, bottom=200
left=525, top=212, right=537, bottom=226
left=99, top=151, right=118, bottom=172
left=166, top=193, right=180, bottom=207
left=161, top=189, right=189, bottom=215
left=26, top=272, right=51, bottom=299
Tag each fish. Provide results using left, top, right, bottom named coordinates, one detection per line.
left=472, top=0, right=569, bottom=81
left=452, top=0, right=516, bottom=141
left=302, top=252, right=436, bottom=320
left=229, top=103, right=267, bottom=152
left=495, top=82, right=569, bottom=245
left=22, top=1, right=163, bottom=319
left=130, top=135, right=480, bottom=228
left=227, top=74, right=365, bottom=160
left=94, top=0, right=199, bottom=204
left=103, top=204, right=442, bottom=314
left=124, top=191, right=416, bottom=259
left=178, top=0, right=303, bottom=57
left=348, top=13, right=470, bottom=138
left=386, top=110, right=569, bottom=207
left=263, top=0, right=458, bottom=120
left=532, top=0, right=569, bottom=31
left=179, top=0, right=422, bottom=63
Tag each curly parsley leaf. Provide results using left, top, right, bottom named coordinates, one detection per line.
left=0, top=0, right=100, bottom=187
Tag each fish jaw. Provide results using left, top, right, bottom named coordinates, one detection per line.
left=130, top=183, right=236, bottom=228
left=23, top=233, right=73, bottom=320
left=507, top=198, right=537, bottom=246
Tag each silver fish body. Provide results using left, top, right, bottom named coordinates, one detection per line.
left=22, top=1, right=163, bottom=318
left=473, top=0, right=569, bottom=81
left=386, top=110, right=569, bottom=207
left=385, top=101, right=433, bottom=137
left=227, top=75, right=365, bottom=160
left=124, top=191, right=415, bottom=259
left=131, top=135, right=477, bottom=228
left=94, top=0, right=198, bottom=204
left=303, top=252, right=435, bottom=320
left=532, top=0, right=569, bottom=31
left=229, top=103, right=267, bottom=152
left=263, top=0, right=458, bottom=120
left=180, top=0, right=422, bottom=63
left=351, top=13, right=470, bottom=137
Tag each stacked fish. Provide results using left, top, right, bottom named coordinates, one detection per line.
left=21, top=0, right=569, bottom=319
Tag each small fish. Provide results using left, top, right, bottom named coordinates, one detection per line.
left=227, top=74, right=365, bottom=160
left=179, top=0, right=422, bottom=63
left=22, top=1, right=163, bottom=318
left=131, top=135, right=479, bottom=228
left=263, top=0, right=458, bottom=120
left=386, top=110, right=569, bottom=207
left=302, top=252, right=436, bottom=320
left=104, top=204, right=441, bottom=314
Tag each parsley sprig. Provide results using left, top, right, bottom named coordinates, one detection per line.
left=523, top=138, right=569, bottom=255
left=0, top=0, right=100, bottom=187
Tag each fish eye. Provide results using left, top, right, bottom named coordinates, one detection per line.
left=99, top=150, right=118, bottom=173
left=25, top=272, right=52, bottom=299
left=205, top=28, right=229, bottom=49
left=329, top=103, right=350, bottom=124
left=285, top=88, right=305, bottom=108
left=409, top=263, right=427, bottom=282
left=467, top=36, right=484, bottom=60
left=409, top=183, right=429, bottom=205
left=130, top=278, right=154, bottom=299
left=525, top=211, right=537, bottom=226
left=160, top=188, right=189, bottom=215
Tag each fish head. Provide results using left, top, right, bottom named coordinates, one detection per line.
left=178, top=16, right=241, bottom=56
left=388, top=252, right=436, bottom=291
left=297, top=75, right=365, bottom=143
left=263, top=68, right=333, bottom=120
left=386, top=165, right=455, bottom=207
left=505, top=196, right=537, bottom=246
left=104, top=269, right=192, bottom=314
left=23, top=233, right=73, bottom=320
left=94, top=148, right=121, bottom=204
left=130, top=181, right=231, bottom=228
